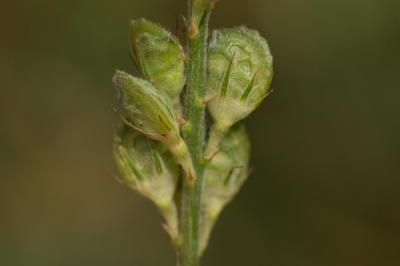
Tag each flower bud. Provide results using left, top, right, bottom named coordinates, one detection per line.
left=204, top=27, right=273, bottom=158
left=113, top=70, right=195, bottom=182
left=114, top=125, right=180, bottom=242
left=130, top=19, right=185, bottom=107
left=191, top=0, right=215, bottom=29
left=200, top=124, right=251, bottom=254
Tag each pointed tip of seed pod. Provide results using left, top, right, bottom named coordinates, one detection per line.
left=130, top=18, right=166, bottom=39
left=113, top=69, right=127, bottom=84
left=114, top=69, right=125, bottom=76
left=130, top=18, right=153, bottom=30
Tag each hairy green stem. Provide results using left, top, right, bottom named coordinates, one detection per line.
left=179, top=4, right=211, bottom=266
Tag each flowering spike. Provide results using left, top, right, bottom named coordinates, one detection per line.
left=111, top=1, right=276, bottom=261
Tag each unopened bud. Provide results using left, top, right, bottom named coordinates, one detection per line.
left=200, top=124, right=251, bottom=254
left=205, top=27, right=273, bottom=158
left=130, top=19, right=185, bottom=108
left=191, top=0, right=215, bottom=29
left=114, top=125, right=180, bottom=242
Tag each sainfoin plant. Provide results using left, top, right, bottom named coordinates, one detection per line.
left=112, top=0, right=273, bottom=265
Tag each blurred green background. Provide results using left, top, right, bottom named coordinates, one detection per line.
left=1, top=0, right=399, bottom=265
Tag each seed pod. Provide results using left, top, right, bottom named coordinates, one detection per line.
left=113, top=70, right=179, bottom=138
left=130, top=19, right=185, bottom=107
left=200, top=124, right=251, bottom=255
left=114, top=125, right=180, bottom=243
left=113, top=70, right=195, bottom=182
left=205, top=26, right=273, bottom=158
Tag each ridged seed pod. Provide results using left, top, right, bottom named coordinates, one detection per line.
left=130, top=19, right=185, bottom=108
left=114, top=125, right=180, bottom=242
left=113, top=70, right=194, bottom=180
left=205, top=26, right=273, bottom=158
left=200, top=124, right=251, bottom=254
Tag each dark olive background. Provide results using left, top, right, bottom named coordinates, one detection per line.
left=1, top=0, right=399, bottom=265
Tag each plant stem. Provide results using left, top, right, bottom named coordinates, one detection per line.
left=179, top=2, right=211, bottom=266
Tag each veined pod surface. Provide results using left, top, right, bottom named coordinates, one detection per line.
left=113, top=70, right=195, bottom=182
left=200, top=124, right=251, bottom=254
left=205, top=26, right=272, bottom=158
left=113, top=70, right=179, bottom=139
left=130, top=19, right=185, bottom=106
left=114, top=125, right=180, bottom=242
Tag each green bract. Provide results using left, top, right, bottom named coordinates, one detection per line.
left=204, top=26, right=272, bottom=158
left=114, top=125, right=180, bottom=242
left=113, top=70, right=195, bottom=181
left=200, top=124, right=250, bottom=254
left=191, top=0, right=214, bottom=28
left=130, top=19, right=185, bottom=106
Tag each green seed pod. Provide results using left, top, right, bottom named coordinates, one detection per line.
left=113, top=70, right=195, bottom=182
left=200, top=124, right=251, bottom=254
left=113, top=70, right=179, bottom=138
left=130, top=19, right=185, bottom=107
left=205, top=26, right=273, bottom=158
left=114, top=125, right=180, bottom=243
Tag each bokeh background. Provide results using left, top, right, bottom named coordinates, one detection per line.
left=1, top=0, right=399, bottom=265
